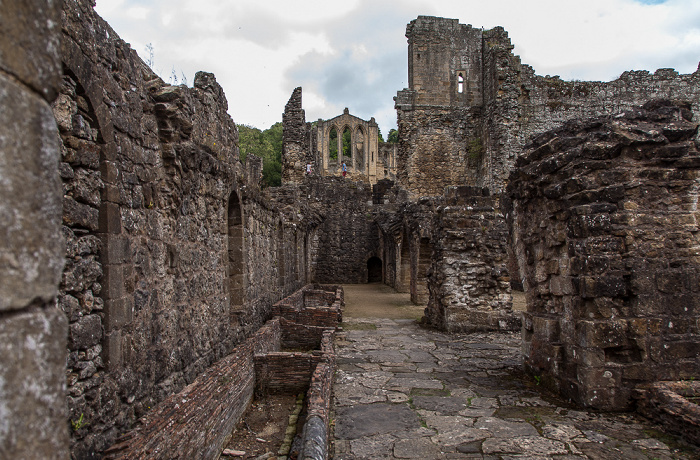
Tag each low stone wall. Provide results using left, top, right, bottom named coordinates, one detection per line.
left=507, top=100, right=700, bottom=410
left=425, top=186, right=517, bottom=332
left=103, top=319, right=281, bottom=460
left=281, top=317, right=335, bottom=350
left=272, top=284, right=343, bottom=327
left=102, top=285, right=340, bottom=459
left=635, top=380, right=700, bottom=446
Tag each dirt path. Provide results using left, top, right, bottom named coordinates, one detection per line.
left=341, top=284, right=425, bottom=319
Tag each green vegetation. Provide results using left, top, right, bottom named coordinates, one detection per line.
left=387, top=128, right=398, bottom=143
left=71, top=413, right=87, bottom=431
left=329, top=128, right=338, bottom=160
left=342, top=128, right=351, bottom=160
left=238, top=122, right=282, bottom=187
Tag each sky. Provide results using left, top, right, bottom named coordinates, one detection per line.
left=94, top=0, right=700, bottom=137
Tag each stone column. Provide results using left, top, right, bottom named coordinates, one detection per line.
left=0, top=0, right=68, bottom=458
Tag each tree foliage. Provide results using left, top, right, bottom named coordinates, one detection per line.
left=387, top=128, right=398, bottom=143
left=238, top=122, right=282, bottom=187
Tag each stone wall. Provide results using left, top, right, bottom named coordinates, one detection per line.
left=55, top=1, right=315, bottom=456
left=0, top=0, right=68, bottom=458
left=507, top=101, right=700, bottom=410
left=425, top=187, right=516, bottom=332
left=282, top=87, right=310, bottom=184
left=396, top=16, right=700, bottom=198
left=304, top=177, right=382, bottom=284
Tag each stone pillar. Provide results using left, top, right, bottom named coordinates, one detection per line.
left=426, top=187, right=516, bottom=332
left=282, top=87, right=307, bottom=185
left=507, top=101, right=700, bottom=410
left=0, top=0, right=68, bottom=458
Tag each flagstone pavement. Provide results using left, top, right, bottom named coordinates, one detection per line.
left=331, top=286, right=698, bottom=460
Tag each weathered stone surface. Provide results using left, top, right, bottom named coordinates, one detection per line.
left=0, top=307, right=69, bottom=459
left=507, top=101, right=700, bottom=410
left=0, top=74, right=64, bottom=311
left=0, top=0, right=62, bottom=100
left=396, top=16, right=700, bottom=197
left=334, top=403, right=421, bottom=439
left=393, top=437, right=441, bottom=458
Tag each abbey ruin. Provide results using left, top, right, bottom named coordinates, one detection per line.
left=2, top=1, right=700, bottom=458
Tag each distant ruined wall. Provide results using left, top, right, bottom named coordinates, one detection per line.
left=396, top=16, right=700, bottom=198
left=0, top=0, right=68, bottom=458
left=282, top=87, right=310, bottom=184
left=55, top=1, right=315, bottom=457
left=306, top=177, right=380, bottom=284
left=282, top=87, right=393, bottom=186
left=507, top=101, right=700, bottom=410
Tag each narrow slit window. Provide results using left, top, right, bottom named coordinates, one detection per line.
left=458, top=73, right=464, bottom=94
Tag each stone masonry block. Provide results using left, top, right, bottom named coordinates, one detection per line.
left=0, top=0, right=62, bottom=101
left=0, top=74, right=64, bottom=311
left=0, top=306, right=69, bottom=459
left=532, top=315, right=560, bottom=342
left=99, top=201, right=122, bottom=234
left=104, top=330, right=123, bottom=371
left=69, top=313, right=103, bottom=350
left=100, top=235, right=131, bottom=265
left=102, top=264, right=125, bottom=300
left=104, top=297, right=134, bottom=332
left=578, top=320, right=628, bottom=348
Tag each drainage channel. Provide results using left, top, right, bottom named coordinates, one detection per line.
left=220, top=393, right=306, bottom=460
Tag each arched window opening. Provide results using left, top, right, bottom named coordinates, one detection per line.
left=398, top=233, right=410, bottom=293
left=329, top=127, right=338, bottom=161
left=342, top=127, right=352, bottom=165
left=367, top=257, right=382, bottom=283
left=228, top=191, right=244, bottom=311
left=458, top=73, right=464, bottom=94
left=355, top=126, right=365, bottom=171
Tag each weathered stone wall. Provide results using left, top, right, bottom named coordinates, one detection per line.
left=482, top=27, right=700, bottom=194
left=55, top=1, right=315, bottom=456
left=425, top=187, right=516, bottom=332
left=0, top=1, right=68, bottom=458
left=282, top=87, right=310, bottom=184
left=507, top=101, right=700, bottom=410
left=396, top=16, right=700, bottom=198
left=282, top=88, right=394, bottom=186
left=305, top=177, right=381, bottom=284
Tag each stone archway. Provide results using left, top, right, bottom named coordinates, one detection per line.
left=367, top=256, right=382, bottom=283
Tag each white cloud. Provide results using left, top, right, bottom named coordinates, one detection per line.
left=95, top=0, right=699, bottom=136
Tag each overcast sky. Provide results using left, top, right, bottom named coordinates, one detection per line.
left=95, top=0, right=700, bottom=137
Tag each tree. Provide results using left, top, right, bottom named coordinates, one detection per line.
left=387, top=128, right=398, bottom=143
left=237, top=123, right=282, bottom=187
left=377, top=127, right=385, bottom=143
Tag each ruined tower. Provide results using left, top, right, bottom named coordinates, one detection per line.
left=396, top=16, right=700, bottom=198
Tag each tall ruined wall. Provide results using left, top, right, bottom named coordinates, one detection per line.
left=507, top=101, right=700, bottom=410
left=395, top=100, right=483, bottom=197
left=397, top=16, right=700, bottom=198
left=282, top=87, right=310, bottom=184
left=481, top=26, right=700, bottom=194
left=0, top=1, right=69, bottom=458
left=425, top=187, right=516, bottom=332
left=55, top=1, right=311, bottom=457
